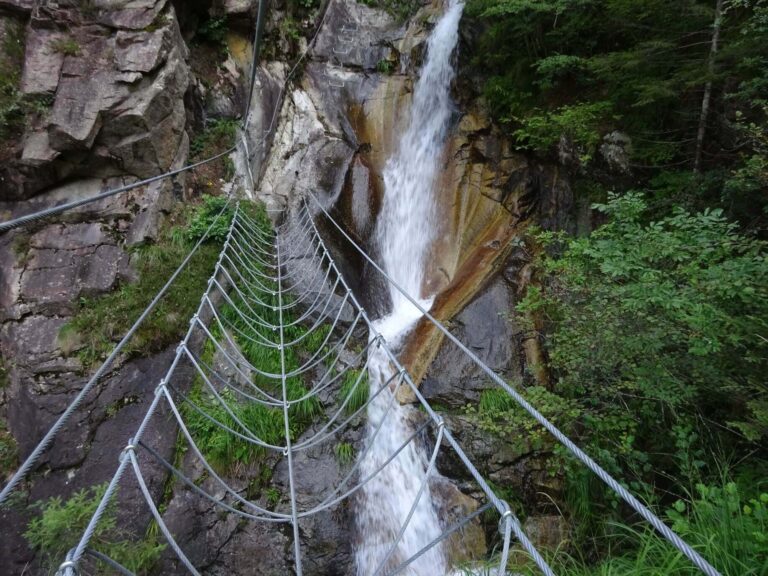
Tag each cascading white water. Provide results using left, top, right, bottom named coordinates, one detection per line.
left=355, top=1, right=465, bottom=574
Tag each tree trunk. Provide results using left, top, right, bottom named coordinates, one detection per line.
left=694, top=0, right=724, bottom=173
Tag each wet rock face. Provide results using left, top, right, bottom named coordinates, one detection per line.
left=421, top=279, right=521, bottom=409
left=1, top=0, right=190, bottom=200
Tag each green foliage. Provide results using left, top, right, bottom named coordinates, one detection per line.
left=466, top=387, right=579, bottom=454
left=512, top=101, right=614, bottom=162
left=339, top=369, right=369, bottom=415
left=296, top=0, right=319, bottom=10
left=62, top=199, right=231, bottom=366
left=279, top=17, right=303, bottom=42
left=25, top=484, right=165, bottom=574
left=518, top=192, right=768, bottom=481
left=467, top=0, right=768, bottom=227
left=185, top=194, right=234, bottom=243
left=50, top=37, right=81, bottom=56
left=335, top=442, right=355, bottom=465
left=515, top=478, right=768, bottom=576
left=265, top=486, right=281, bottom=507
left=197, top=16, right=229, bottom=49
left=190, top=118, right=238, bottom=161
left=376, top=59, right=395, bottom=75
left=183, top=383, right=285, bottom=468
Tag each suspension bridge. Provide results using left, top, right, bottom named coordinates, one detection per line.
left=0, top=1, right=725, bottom=575
left=0, top=190, right=724, bottom=576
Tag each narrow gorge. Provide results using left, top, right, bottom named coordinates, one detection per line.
left=1, top=0, right=765, bottom=574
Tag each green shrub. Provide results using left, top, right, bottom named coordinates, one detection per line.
left=197, top=16, right=228, bottom=49
left=376, top=59, right=395, bottom=75
left=512, top=101, right=614, bottom=163
left=25, top=484, right=164, bottom=574
left=189, top=118, right=238, bottom=160
left=185, top=194, right=234, bottom=243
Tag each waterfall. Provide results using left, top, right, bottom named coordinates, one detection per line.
left=355, top=1, right=465, bottom=574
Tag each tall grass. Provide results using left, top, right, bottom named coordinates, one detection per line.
left=339, top=369, right=369, bottom=415
left=512, top=477, right=768, bottom=576
left=180, top=203, right=327, bottom=472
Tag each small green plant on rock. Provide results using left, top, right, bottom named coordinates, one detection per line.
left=335, top=442, right=355, bottom=465
left=339, top=369, right=369, bottom=415
left=51, top=37, right=81, bottom=56
left=197, top=16, right=229, bottom=52
left=0, top=419, right=18, bottom=480
left=376, top=59, right=395, bottom=75
left=25, top=483, right=165, bottom=574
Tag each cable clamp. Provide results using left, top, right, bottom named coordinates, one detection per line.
left=283, top=449, right=289, bottom=457
left=498, top=502, right=514, bottom=534
left=57, top=560, right=78, bottom=574
left=155, top=378, right=168, bottom=396
left=120, top=442, right=138, bottom=462
left=435, top=417, right=446, bottom=430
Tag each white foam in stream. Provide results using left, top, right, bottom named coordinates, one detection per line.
left=355, top=1, right=465, bottom=574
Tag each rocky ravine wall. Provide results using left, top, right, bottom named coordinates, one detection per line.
left=255, top=0, right=576, bottom=556
left=0, top=0, right=279, bottom=573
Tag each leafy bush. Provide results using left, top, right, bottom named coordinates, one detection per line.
left=25, top=484, right=164, bottom=574
left=185, top=194, right=234, bottom=244
left=189, top=118, right=238, bottom=160
left=197, top=16, right=228, bottom=49
left=376, top=59, right=395, bottom=75
left=466, top=387, right=579, bottom=454
left=512, top=101, right=614, bottom=163
left=518, top=192, right=768, bottom=481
